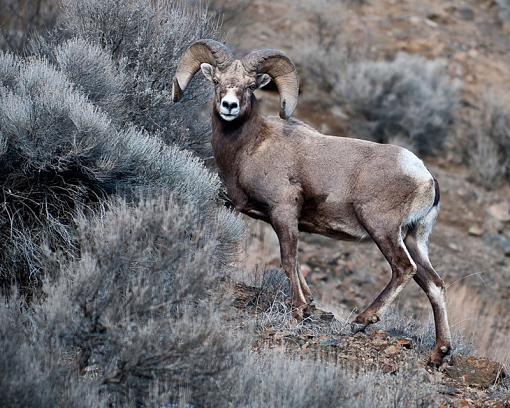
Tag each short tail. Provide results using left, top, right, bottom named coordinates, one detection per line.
left=432, top=178, right=440, bottom=207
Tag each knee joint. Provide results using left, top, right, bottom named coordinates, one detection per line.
left=428, top=280, right=446, bottom=301
left=395, top=262, right=416, bottom=280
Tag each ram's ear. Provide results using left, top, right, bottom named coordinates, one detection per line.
left=200, top=63, right=215, bottom=82
left=256, top=73, right=271, bottom=89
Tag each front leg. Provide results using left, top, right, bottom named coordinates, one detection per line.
left=270, top=205, right=307, bottom=320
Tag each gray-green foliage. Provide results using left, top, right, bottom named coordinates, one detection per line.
left=497, top=0, right=510, bottom=22
left=0, top=50, right=229, bottom=289
left=0, top=1, right=247, bottom=405
left=336, top=54, right=461, bottom=155
left=0, top=298, right=104, bottom=408
left=0, top=0, right=229, bottom=289
left=0, top=195, right=244, bottom=407
left=34, top=0, right=220, bottom=155
left=468, top=92, right=510, bottom=188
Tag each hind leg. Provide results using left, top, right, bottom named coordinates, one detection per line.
left=297, top=262, right=313, bottom=302
left=352, top=210, right=417, bottom=330
left=405, top=208, right=452, bottom=367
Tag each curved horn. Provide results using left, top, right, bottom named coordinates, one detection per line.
left=172, top=39, right=233, bottom=102
left=242, top=49, right=299, bottom=119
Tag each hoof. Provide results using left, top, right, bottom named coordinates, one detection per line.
left=350, top=322, right=367, bottom=334
left=427, top=345, right=452, bottom=368
left=292, top=310, right=303, bottom=321
left=292, top=304, right=306, bottom=321
left=303, top=303, right=316, bottom=318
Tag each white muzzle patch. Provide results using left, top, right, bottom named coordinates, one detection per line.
left=219, top=88, right=240, bottom=121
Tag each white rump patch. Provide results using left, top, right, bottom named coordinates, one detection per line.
left=399, top=149, right=432, bottom=182
left=399, top=148, right=436, bottom=225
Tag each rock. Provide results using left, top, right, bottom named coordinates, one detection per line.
left=409, top=16, right=421, bottom=25
left=458, top=7, right=475, bottom=21
left=487, top=202, right=510, bottom=223
left=313, top=271, right=329, bottom=282
left=320, top=338, right=339, bottom=347
left=448, top=243, right=461, bottom=251
left=438, top=385, right=463, bottom=396
left=424, top=18, right=438, bottom=28
left=454, top=52, right=467, bottom=62
left=485, top=235, right=510, bottom=257
left=397, top=338, right=413, bottom=349
left=384, top=344, right=401, bottom=356
left=468, top=49, right=478, bottom=58
left=372, top=331, right=388, bottom=341
left=444, top=356, right=506, bottom=389
left=317, top=310, right=335, bottom=322
left=382, top=362, right=398, bottom=374
left=468, top=225, right=484, bottom=236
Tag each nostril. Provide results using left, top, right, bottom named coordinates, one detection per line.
left=222, top=100, right=229, bottom=108
left=230, top=101, right=238, bottom=109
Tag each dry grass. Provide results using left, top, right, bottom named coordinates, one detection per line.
left=447, top=284, right=509, bottom=367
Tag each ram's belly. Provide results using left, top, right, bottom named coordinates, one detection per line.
left=298, top=200, right=368, bottom=241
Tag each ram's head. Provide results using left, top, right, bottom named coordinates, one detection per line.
left=172, top=39, right=299, bottom=121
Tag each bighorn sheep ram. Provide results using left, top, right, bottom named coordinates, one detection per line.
left=172, top=39, right=452, bottom=366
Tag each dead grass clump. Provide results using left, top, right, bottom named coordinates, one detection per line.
left=233, top=351, right=439, bottom=408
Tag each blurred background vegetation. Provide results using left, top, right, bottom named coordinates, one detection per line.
left=0, top=0, right=509, bottom=406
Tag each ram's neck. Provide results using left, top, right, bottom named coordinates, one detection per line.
left=211, top=97, right=264, bottom=180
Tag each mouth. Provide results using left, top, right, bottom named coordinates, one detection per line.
left=219, top=112, right=238, bottom=121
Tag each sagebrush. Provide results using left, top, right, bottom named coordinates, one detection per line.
left=0, top=0, right=223, bottom=292
left=467, top=92, right=510, bottom=188
left=335, top=54, right=461, bottom=155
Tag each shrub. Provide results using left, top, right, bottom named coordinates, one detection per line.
left=26, top=196, right=243, bottom=407
left=0, top=50, right=235, bottom=291
left=467, top=92, right=510, bottom=188
left=38, top=0, right=220, bottom=156
left=0, top=194, right=243, bottom=407
left=246, top=268, right=349, bottom=336
left=0, top=0, right=59, bottom=52
left=332, top=54, right=461, bottom=155
left=496, top=0, right=510, bottom=22
left=0, top=293, right=103, bottom=408
left=0, top=0, right=234, bottom=292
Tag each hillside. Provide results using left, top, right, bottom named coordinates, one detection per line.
left=213, top=0, right=510, bottom=405
left=0, top=0, right=509, bottom=406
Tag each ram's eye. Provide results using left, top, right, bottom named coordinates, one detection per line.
left=249, top=83, right=257, bottom=91
left=213, top=78, right=219, bottom=85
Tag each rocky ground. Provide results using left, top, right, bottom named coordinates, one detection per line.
left=233, top=281, right=508, bottom=407
left=210, top=0, right=510, bottom=405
